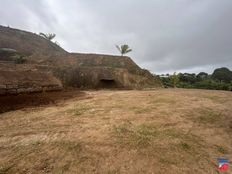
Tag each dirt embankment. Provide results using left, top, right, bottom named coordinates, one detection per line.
left=0, top=25, right=67, bottom=57
left=0, top=90, right=86, bottom=113
left=0, top=25, right=162, bottom=90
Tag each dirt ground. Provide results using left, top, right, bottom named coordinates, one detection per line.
left=0, top=90, right=86, bottom=113
left=0, top=89, right=231, bottom=174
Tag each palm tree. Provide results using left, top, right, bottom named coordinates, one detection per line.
left=39, top=33, right=56, bottom=41
left=116, top=44, right=132, bottom=56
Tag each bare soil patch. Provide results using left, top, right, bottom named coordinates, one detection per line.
left=0, top=90, right=86, bottom=113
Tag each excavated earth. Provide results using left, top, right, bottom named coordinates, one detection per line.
left=0, top=90, right=86, bottom=113
left=0, top=25, right=162, bottom=94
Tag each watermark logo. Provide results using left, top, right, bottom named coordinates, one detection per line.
left=217, top=158, right=229, bottom=171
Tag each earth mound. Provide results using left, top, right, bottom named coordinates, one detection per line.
left=0, top=25, right=162, bottom=93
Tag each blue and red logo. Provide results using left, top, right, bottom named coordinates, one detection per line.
left=217, top=158, right=229, bottom=171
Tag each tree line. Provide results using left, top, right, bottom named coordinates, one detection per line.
left=158, top=67, right=232, bottom=91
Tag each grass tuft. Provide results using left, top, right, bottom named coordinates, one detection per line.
left=0, top=164, right=13, bottom=174
left=180, top=142, right=191, bottom=150
left=215, top=145, right=228, bottom=154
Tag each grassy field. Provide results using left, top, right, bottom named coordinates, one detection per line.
left=0, top=89, right=231, bottom=173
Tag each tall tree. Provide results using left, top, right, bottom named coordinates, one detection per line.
left=116, top=44, right=132, bottom=56
left=39, top=33, right=56, bottom=41
left=196, top=72, right=208, bottom=81
left=170, top=72, right=179, bottom=88
left=212, top=67, right=232, bottom=83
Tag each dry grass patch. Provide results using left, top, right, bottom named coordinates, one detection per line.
left=112, top=121, right=213, bottom=173
left=53, top=140, right=82, bottom=154
left=0, top=140, right=88, bottom=173
left=132, top=107, right=153, bottom=114
left=113, top=122, right=158, bottom=148
left=150, top=96, right=177, bottom=104
left=188, top=108, right=223, bottom=125
left=1, top=89, right=232, bottom=173
left=215, top=145, right=228, bottom=154
left=113, top=122, right=204, bottom=153
left=0, top=164, right=13, bottom=174
left=201, top=94, right=230, bottom=103
left=66, top=103, right=92, bottom=116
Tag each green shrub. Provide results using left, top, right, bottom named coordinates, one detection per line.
left=13, top=54, right=27, bottom=64
left=159, top=67, right=232, bottom=91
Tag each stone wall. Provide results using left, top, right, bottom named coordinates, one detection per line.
left=0, top=84, right=62, bottom=95
left=0, top=70, right=63, bottom=95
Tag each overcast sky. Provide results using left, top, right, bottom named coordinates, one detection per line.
left=1, top=0, right=232, bottom=74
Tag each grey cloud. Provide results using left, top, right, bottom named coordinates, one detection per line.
left=0, top=0, right=232, bottom=74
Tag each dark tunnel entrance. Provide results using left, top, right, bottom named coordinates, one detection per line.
left=98, top=79, right=118, bottom=88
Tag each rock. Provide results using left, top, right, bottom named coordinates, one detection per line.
left=7, top=89, right=17, bottom=94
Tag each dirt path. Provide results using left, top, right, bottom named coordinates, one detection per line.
left=0, top=89, right=231, bottom=173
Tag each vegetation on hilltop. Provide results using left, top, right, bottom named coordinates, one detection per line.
left=116, top=44, right=132, bottom=56
left=39, top=32, right=56, bottom=41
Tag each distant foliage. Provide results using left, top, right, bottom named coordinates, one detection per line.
left=158, top=67, right=232, bottom=91
left=116, top=44, right=132, bottom=56
left=170, top=72, right=179, bottom=88
left=39, top=33, right=56, bottom=41
left=196, top=72, right=208, bottom=81
left=212, top=67, right=232, bottom=83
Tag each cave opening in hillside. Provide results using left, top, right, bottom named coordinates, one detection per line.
left=98, top=79, right=117, bottom=88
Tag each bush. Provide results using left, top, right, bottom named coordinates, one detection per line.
left=13, top=54, right=27, bottom=64
left=159, top=68, right=232, bottom=91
